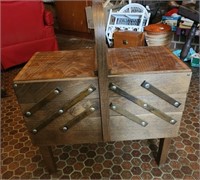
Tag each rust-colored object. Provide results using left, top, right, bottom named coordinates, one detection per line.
left=55, top=1, right=93, bottom=38
left=13, top=1, right=192, bottom=174
left=114, top=31, right=145, bottom=48
left=144, top=24, right=172, bottom=47
left=144, top=23, right=171, bottom=34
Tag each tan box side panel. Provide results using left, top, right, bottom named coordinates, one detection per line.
left=110, top=112, right=182, bottom=141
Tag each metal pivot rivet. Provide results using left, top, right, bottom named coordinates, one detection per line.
left=88, top=87, right=94, bottom=93
left=145, top=83, right=150, bottom=89
left=32, top=129, right=37, bottom=133
left=141, top=121, right=147, bottom=127
left=59, top=109, right=64, bottom=114
left=25, top=111, right=31, bottom=116
left=111, top=105, right=116, bottom=110
left=174, top=102, right=179, bottom=107
left=111, top=85, right=117, bottom=90
left=63, top=126, right=68, bottom=131
left=14, top=84, right=18, bottom=88
left=170, top=119, right=176, bottom=124
left=54, top=89, right=60, bottom=94
left=143, top=104, right=148, bottom=108
left=90, top=107, right=95, bottom=112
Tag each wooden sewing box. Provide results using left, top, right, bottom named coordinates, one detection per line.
left=13, top=2, right=191, bottom=173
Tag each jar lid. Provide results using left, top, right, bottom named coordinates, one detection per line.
left=144, top=24, right=171, bottom=33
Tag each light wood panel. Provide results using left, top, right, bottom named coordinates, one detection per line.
left=30, top=117, right=102, bottom=145
left=108, top=46, right=191, bottom=74
left=108, top=72, right=192, bottom=95
left=14, top=80, right=99, bottom=103
left=109, top=112, right=182, bottom=141
left=14, top=50, right=96, bottom=81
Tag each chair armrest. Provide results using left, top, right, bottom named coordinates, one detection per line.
left=44, top=10, right=54, bottom=26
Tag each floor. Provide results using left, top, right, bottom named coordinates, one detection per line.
left=1, top=33, right=199, bottom=179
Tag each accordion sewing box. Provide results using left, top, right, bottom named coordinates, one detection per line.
left=13, top=2, right=191, bottom=173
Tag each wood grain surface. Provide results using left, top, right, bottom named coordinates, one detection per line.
left=14, top=80, right=99, bottom=103
left=92, top=0, right=110, bottom=142
left=14, top=49, right=96, bottom=81
left=12, top=1, right=193, bottom=170
left=108, top=46, right=191, bottom=75
left=109, top=112, right=182, bottom=141
left=114, top=31, right=145, bottom=48
left=14, top=44, right=191, bottom=82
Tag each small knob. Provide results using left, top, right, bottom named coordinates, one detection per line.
left=123, top=40, right=128, bottom=45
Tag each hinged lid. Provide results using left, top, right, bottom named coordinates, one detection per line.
left=14, top=49, right=96, bottom=82
left=108, top=46, right=191, bottom=75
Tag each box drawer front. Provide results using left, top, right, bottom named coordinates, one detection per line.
left=14, top=79, right=99, bottom=104
left=108, top=72, right=191, bottom=141
left=109, top=72, right=191, bottom=95
left=14, top=80, right=102, bottom=145
left=110, top=113, right=182, bottom=141
left=29, top=115, right=102, bottom=145
left=114, top=31, right=144, bottom=48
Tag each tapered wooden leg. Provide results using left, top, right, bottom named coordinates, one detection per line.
left=157, top=138, right=171, bottom=166
left=39, top=146, right=57, bottom=174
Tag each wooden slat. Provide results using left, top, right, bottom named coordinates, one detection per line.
left=92, top=0, right=110, bottom=142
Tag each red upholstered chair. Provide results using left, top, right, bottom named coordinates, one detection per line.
left=1, top=1, right=58, bottom=70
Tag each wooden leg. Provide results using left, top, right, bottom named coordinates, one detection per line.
left=157, top=138, right=171, bottom=166
left=39, top=146, right=57, bottom=174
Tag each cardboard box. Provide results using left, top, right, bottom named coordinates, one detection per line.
left=162, top=16, right=181, bottom=31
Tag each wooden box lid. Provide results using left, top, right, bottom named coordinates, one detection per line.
left=14, top=49, right=96, bottom=82
left=14, top=46, right=191, bottom=82
left=108, top=46, right=191, bottom=75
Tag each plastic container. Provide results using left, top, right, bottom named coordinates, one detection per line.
left=144, top=23, right=172, bottom=47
